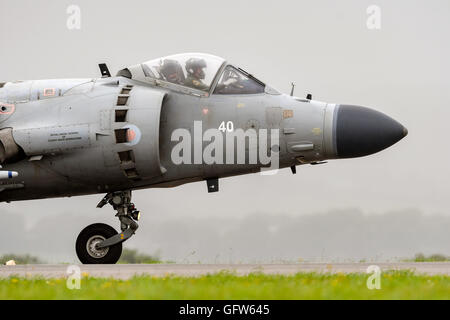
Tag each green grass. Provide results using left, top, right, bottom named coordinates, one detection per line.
left=408, top=253, right=450, bottom=262
left=118, top=248, right=163, bottom=264
left=0, top=254, right=43, bottom=265
left=1, top=271, right=449, bottom=300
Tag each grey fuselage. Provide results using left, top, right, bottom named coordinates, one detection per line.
left=0, top=68, right=407, bottom=202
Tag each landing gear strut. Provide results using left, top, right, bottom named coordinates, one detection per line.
left=75, top=190, right=140, bottom=264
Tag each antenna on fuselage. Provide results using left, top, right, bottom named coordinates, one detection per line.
left=290, top=82, right=295, bottom=96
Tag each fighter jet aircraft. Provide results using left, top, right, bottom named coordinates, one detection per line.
left=0, top=53, right=407, bottom=264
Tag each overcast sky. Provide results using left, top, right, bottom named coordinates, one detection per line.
left=0, top=0, right=449, bottom=262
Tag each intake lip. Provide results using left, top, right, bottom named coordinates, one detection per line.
left=335, top=105, right=407, bottom=158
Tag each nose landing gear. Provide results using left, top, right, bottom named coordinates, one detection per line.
left=75, top=190, right=140, bottom=264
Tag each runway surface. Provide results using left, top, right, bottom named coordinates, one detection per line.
left=1, top=262, right=449, bottom=279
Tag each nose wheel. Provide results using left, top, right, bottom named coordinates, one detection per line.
left=75, top=190, right=140, bottom=264
left=76, top=223, right=123, bottom=264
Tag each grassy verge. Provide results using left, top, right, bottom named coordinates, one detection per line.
left=406, top=253, right=450, bottom=262
left=0, top=271, right=449, bottom=299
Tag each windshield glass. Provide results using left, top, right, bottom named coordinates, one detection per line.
left=213, top=65, right=265, bottom=95
left=141, top=53, right=225, bottom=92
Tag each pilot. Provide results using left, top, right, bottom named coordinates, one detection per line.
left=160, top=59, right=184, bottom=85
left=184, top=58, right=209, bottom=90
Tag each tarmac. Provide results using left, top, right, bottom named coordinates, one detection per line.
left=0, top=262, right=449, bottom=279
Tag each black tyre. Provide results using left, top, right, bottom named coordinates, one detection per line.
left=76, top=223, right=122, bottom=264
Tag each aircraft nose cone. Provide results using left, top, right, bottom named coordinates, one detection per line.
left=335, top=105, right=407, bottom=158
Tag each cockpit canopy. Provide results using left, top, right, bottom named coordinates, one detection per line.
left=142, top=53, right=224, bottom=92
left=118, top=52, right=273, bottom=96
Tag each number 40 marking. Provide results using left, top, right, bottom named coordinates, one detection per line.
left=219, top=121, right=234, bottom=132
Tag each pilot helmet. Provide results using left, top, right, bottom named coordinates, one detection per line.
left=160, top=59, right=182, bottom=81
left=185, top=58, right=206, bottom=80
